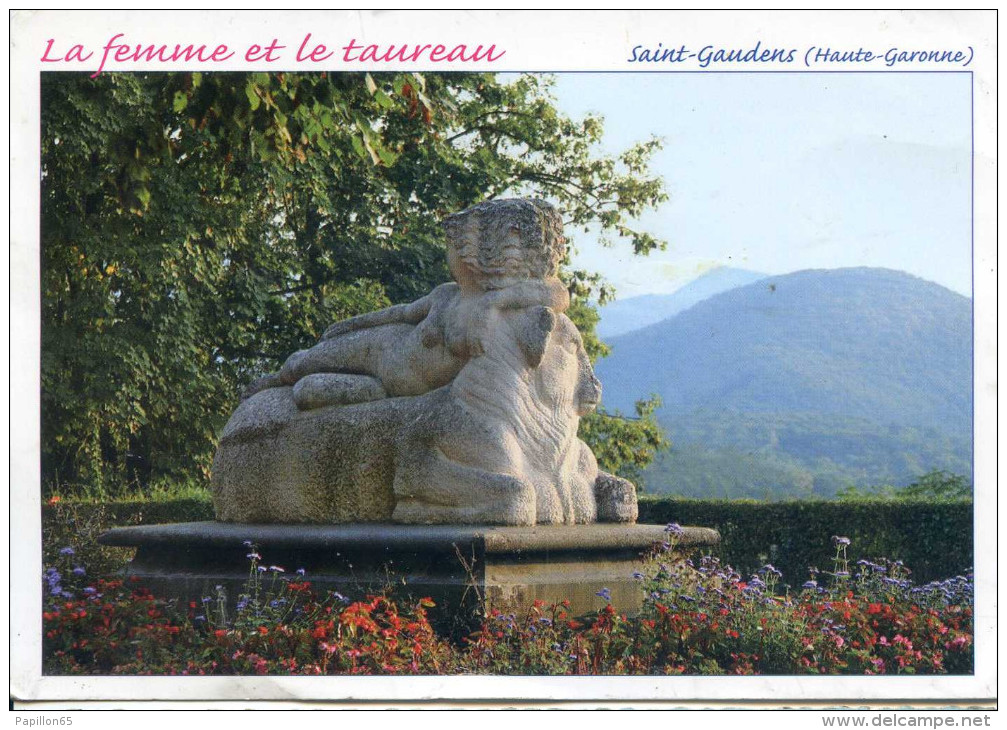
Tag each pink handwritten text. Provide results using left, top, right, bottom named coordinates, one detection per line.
left=245, top=38, right=285, bottom=63
left=39, top=34, right=508, bottom=75
left=340, top=39, right=506, bottom=64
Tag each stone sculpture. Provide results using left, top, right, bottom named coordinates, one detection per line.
left=211, top=198, right=638, bottom=526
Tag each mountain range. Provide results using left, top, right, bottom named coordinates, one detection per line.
left=593, top=267, right=973, bottom=498
left=596, top=267, right=768, bottom=338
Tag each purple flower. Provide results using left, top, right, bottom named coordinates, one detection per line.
left=268, top=565, right=285, bottom=573
left=803, top=580, right=818, bottom=589
left=296, top=568, right=306, bottom=576
left=246, top=552, right=261, bottom=561
left=595, top=587, right=612, bottom=601
left=664, top=523, right=684, bottom=536
left=242, top=540, right=253, bottom=548
left=72, top=566, right=86, bottom=576
left=59, top=547, right=75, bottom=556
left=331, top=591, right=350, bottom=604
left=83, top=587, right=97, bottom=595
left=631, top=571, right=645, bottom=580
left=832, top=536, right=851, bottom=547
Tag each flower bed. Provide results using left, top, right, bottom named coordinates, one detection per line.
left=42, top=534, right=973, bottom=676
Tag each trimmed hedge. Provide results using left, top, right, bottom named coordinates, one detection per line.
left=639, top=497, right=973, bottom=585
left=46, top=498, right=216, bottom=526
left=46, top=495, right=973, bottom=585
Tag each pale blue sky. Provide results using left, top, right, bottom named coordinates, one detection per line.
left=547, top=72, right=972, bottom=299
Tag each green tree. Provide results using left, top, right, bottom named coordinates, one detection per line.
left=900, top=470, right=972, bottom=499
left=836, top=470, right=972, bottom=501
left=41, top=71, right=669, bottom=494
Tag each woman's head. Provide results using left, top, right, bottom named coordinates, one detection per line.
left=443, top=199, right=566, bottom=290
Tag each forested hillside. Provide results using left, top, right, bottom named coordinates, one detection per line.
left=595, top=268, right=972, bottom=497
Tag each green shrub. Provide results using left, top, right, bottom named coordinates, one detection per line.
left=44, top=495, right=213, bottom=530
left=639, top=496, right=972, bottom=584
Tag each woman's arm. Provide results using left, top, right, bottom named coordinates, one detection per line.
left=322, top=283, right=458, bottom=340
left=483, top=278, right=570, bottom=313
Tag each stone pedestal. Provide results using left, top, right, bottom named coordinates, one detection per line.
left=99, top=522, right=719, bottom=631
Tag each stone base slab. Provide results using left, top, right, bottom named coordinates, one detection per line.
left=99, top=522, right=720, bottom=631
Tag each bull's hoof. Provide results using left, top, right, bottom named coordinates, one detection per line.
left=594, top=472, right=638, bottom=524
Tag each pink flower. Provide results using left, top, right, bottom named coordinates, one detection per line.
left=946, top=635, right=970, bottom=650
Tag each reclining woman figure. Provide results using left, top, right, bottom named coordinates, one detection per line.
left=244, top=198, right=570, bottom=410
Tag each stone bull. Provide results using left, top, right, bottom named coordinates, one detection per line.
left=212, top=306, right=637, bottom=526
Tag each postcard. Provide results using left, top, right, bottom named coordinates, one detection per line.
left=9, top=9, right=997, bottom=711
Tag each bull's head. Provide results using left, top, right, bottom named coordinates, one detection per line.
left=518, top=306, right=602, bottom=418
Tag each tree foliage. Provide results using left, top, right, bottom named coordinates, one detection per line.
left=579, top=398, right=669, bottom=487
left=41, top=71, right=668, bottom=493
left=836, top=470, right=972, bottom=502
